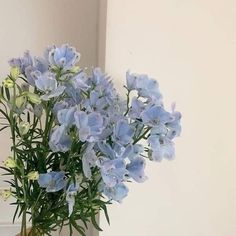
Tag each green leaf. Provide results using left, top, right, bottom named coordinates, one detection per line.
left=13, top=204, right=20, bottom=223
left=27, top=111, right=31, bottom=123
left=0, top=108, right=10, bottom=123
left=5, top=87, right=10, bottom=100
left=0, top=125, right=9, bottom=132
left=101, top=204, right=110, bottom=225
left=91, top=211, right=103, bottom=231
left=70, top=219, right=86, bottom=236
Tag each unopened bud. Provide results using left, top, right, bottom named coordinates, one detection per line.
left=27, top=171, right=39, bottom=181
left=26, top=92, right=41, bottom=105
left=15, top=96, right=26, bottom=108
left=0, top=189, right=11, bottom=201
left=10, top=67, right=20, bottom=80
left=2, top=78, right=14, bottom=88
left=3, top=157, right=16, bottom=168
left=70, top=66, right=80, bottom=74
left=18, top=121, right=30, bottom=136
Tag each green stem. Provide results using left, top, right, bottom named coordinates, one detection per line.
left=20, top=207, right=27, bottom=236
left=10, top=82, right=28, bottom=236
left=42, top=102, right=54, bottom=147
left=124, top=90, right=130, bottom=116
left=133, top=127, right=151, bottom=144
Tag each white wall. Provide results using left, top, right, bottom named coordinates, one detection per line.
left=0, top=1, right=101, bottom=235
left=100, top=1, right=236, bottom=236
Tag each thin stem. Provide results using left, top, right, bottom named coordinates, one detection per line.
left=9, top=81, right=28, bottom=236
left=20, top=207, right=27, bottom=236
left=133, top=127, right=151, bottom=144
left=124, top=90, right=130, bottom=116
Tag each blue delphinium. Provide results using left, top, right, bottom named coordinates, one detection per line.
left=74, top=111, right=104, bottom=142
left=66, top=183, right=79, bottom=217
left=113, top=120, right=134, bottom=146
left=102, top=183, right=129, bottom=202
left=126, top=71, right=162, bottom=103
left=49, top=125, right=72, bottom=152
left=148, top=135, right=175, bottom=161
left=99, top=158, right=127, bottom=188
left=9, top=50, right=33, bottom=73
left=35, top=73, right=65, bottom=100
left=38, top=171, right=66, bottom=192
left=45, top=44, right=80, bottom=70
left=126, top=156, right=147, bottom=183
left=7, top=44, right=181, bottom=222
left=25, top=57, right=48, bottom=86
left=141, top=105, right=173, bottom=126
left=57, top=107, right=76, bottom=127
left=82, top=144, right=98, bottom=179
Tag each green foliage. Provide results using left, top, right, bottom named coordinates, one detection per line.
left=0, top=72, right=110, bottom=235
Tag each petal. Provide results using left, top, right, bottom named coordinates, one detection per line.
left=38, top=173, right=52, bottom=188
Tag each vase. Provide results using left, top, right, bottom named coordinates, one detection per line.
left=16, top=228, right=43, bottom=236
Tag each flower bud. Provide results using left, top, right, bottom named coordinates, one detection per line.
left=70, top=66, right=80, bottom=74
left=18, top=121, right=30, bottom=136
left=10, top=67, right=20, bottom=80
left=0, top=189, right=11, bottom=201
left=15, top=96, right=26, bottom=108
left=3, top=157, right=16, bottom=168
left=27, top=171, right=39, bottom=181
left=2, top=78, right=14, bottom=88
left=26, top=92, right=41, bottom=105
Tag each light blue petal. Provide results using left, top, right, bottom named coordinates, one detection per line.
left=126, top=70, right=137, bottom=90
left=38, top=173, right=52, bottom=188
left=141, top=105, right=173, bottom=126
left=113, top=120, right=134, bottom=145
left=103, top=183, right=129, bottom=202
left=49, top=126, right=72, bottom=152
left=127, top=157, right=147, bottom=183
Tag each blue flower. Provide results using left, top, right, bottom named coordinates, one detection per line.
left=148, top=135, right=175, bottom=161
left=124, top=144, right=144, bottom=161
left=166, top=104, right=182, bottom=139
left=53, top=101, right=69, bottom=116
left=66, top=183, right=79, bottom=217
left=64, top=85, right=82, bottom=104
left=97, top=142, right=116, bottom=159
left=45, top=44, right=80, bottom=70
left=49, top=125, right=72, bottom=152
left=126, top=157, right=147, bottom=183
left=38, top=171, right=66, bottom=192
left=35, top=73, right=65, bottom=100
left=113, top=120, right=134, bottom=145
left=9, top=51, right=33, bottom=73
left=82, top=144, right=97, bottom=179
left=74, top=111, right=104, bottom=142
left=128, top=98, right=145, bottom=119
left=57, top=107, right=76, bottom=127
left=102, top=183, right=129, bottom=202
left=99, top=158, right=127, bottom=187
left=126, top=70, right=137, bottom=90
left=141, top=105, right=173, bottom=126
left=71, top=71, right=90, bottom=91
left=25, top=57, right=48, bottom=86
left=87, top=91, right=109, bottom=111
left=126, top=71, right=162, bottom=102
left=98, top=142, right=133, bottom=160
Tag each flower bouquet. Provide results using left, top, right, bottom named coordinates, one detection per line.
left=0, top=44, right=181, bottom=236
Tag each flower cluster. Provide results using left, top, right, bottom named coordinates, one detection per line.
left=0, top=44, right=181, bottom=235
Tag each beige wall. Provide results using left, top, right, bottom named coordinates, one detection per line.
left=100, top=1, right=236, bottom=236
left=0, top=1, right=100, bottom=235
